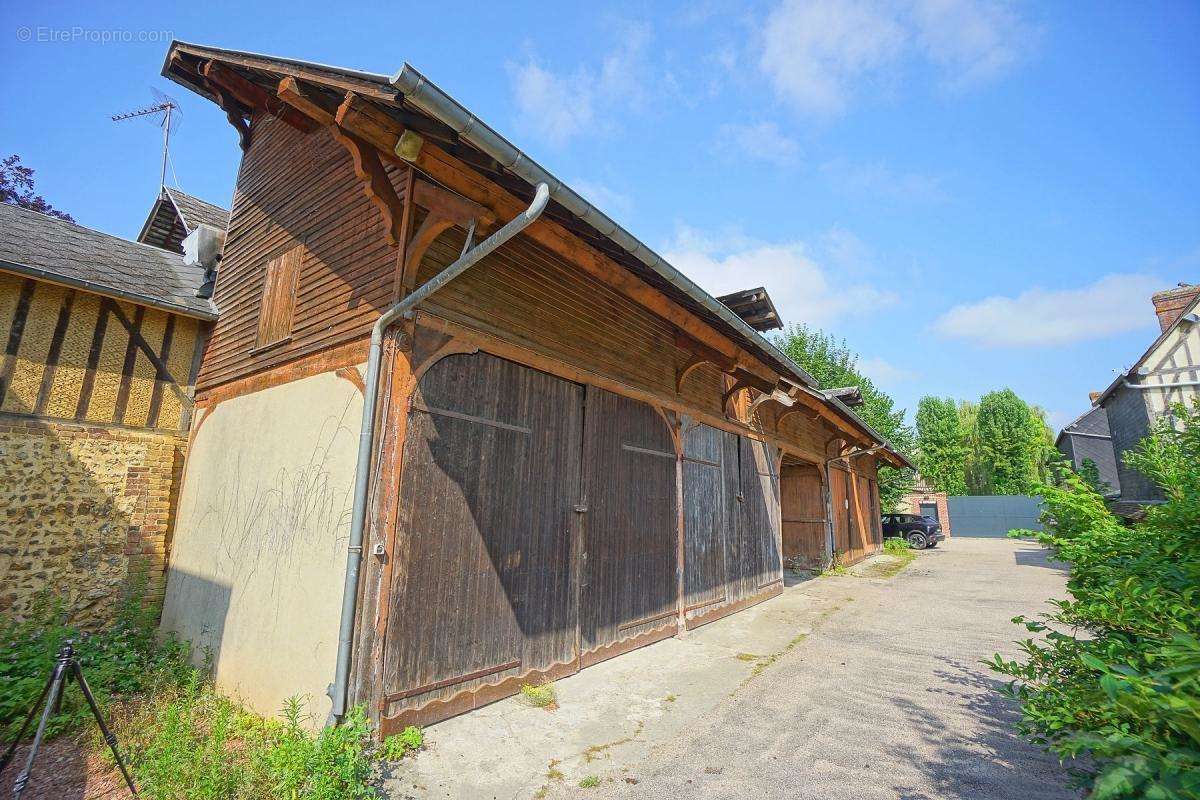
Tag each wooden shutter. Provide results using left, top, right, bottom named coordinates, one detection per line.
left=255, top=246, right=303, bottom=348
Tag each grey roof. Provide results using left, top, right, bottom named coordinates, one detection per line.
left=138, top=187, right=229, bottom=253
left=0, top=201, right=218, bottom=319
left=1054, top=405, right=1112, bottom=448
left=166, top=187, right=228, bottom=232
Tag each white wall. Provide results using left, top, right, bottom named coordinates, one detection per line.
left=161, top=367, right=363, bottom=724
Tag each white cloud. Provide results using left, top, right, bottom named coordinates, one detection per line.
left=932, top=274, right=1164, bottom=347
left=912, top=0, right=1032, bottom=89
left=664, top=224, right=896, bottom=328
left=509, top=21, right=653, bottom=145
left=821, top=158, right=948, bottom=203
left=858, top=356, right=918, bottom=387
left=717, top=121, right=801, bottom=166
left=508, top=61, right=594, bottom=145
left=571, top=178, right=633, bottom=223
left=759, top=0, right=1033, bottom=114
left=761, top=0, right=907, bottom=115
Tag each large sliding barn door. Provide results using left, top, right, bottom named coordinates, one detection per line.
left=580, top=388, right=678, bottom=663
left=733, top=437, right=782, bottom=597
left=681, top=421, right=782, bottom=627
left=381, top=353, right=583, bottom=717
left=781, top=464, right=827, bottom=568
left=681, top=422, right=739, bottom=620
left=829, top=465, right=854, bottom=562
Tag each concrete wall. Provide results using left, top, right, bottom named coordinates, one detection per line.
left=0, top=415, right=185, bottom=626
left=160, top=367, right=363, bottom=723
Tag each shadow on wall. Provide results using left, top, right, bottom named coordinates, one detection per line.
left=888, top=654, right=1084, bottom=800
left=0, top=405, right=154, bottom=628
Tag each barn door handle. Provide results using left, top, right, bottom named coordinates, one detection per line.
left=736, top=493, right=744, bottom=503
left=574, top=504, right=589, bottom=513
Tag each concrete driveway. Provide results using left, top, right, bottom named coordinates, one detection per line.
left=383, top=538, right=1080, bottom=800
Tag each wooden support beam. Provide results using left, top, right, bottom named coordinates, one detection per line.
left=331, top=91, right=767, bottom=375
left=211, top=86, right=252, bottom=152
left=277, top=76, right=336, bottom=126
left=329, top=125, right=405, bottom=247
left=201, top=62, right=316, bottom=133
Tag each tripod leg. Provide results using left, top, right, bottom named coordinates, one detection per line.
left=70, top=662, right=138, bottom=796
left=0, top=668, right=58, bottom=774
left=11, top=664, right=66, bottom=800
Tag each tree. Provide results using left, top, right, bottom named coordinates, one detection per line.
left=1077, top=458, right=1111, bottom=496
left=915, top=396, right=968, bottom=495
left=976, top=389, right=1041, bottom=494
left=0, top=155, right=73, bottom=222
left=957, top=399, right=990, bottom=494
left=1026, top=404, right=1058, bottom=485
left=774, top=324, right=915, bottom=510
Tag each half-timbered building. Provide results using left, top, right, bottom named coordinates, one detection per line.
left=156, top=41, right=912, bottom=733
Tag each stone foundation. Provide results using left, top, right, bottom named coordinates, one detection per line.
left=0, top=413, right=185, bottom=627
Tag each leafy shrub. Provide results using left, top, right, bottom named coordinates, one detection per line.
left=883, top=537, right=913, bottom=553
left=380, top=725, right=424, bottom=761
left=989, top=402, right=1200, bottom=800
left=1, top=574, right=191, bottom=741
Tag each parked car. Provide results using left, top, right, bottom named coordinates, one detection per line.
left=881, top=514, right=944, bottom=549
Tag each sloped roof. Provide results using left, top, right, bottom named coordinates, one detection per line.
left=1054, top=405, right=1111, bottom=447
left=0, top=201, right=218, bottom=319
left=159, top=41, right=913, bottom=468
left=138, top=187, right=229, bottom=253
left=1094, top=291, right=1200, bottom=407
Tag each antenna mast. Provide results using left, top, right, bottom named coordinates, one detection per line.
left=111, top=101, right=177, bottom=190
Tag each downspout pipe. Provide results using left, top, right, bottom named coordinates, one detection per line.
left=328, top=181, right=550, bottom=722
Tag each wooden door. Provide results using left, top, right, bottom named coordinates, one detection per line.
left=829, top=465, right=853, bottom=562
left=579, top=387, right=678, bottom=662
left=736, top=436, right=782, bottom=595
left=381, top=352, right=583, bottom=715
left=681, top=421, right=739, bottom=619
left=851, top=473, right=874, bottom=559
left=781, top=464, right=826, bottom=568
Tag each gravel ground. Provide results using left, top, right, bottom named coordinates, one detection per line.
left=568, top=538, right=1082, bottom=800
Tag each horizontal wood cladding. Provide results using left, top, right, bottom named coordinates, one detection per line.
left=197, top=115, right=406, bottom=391
left=416, top=224, right=679, bottom=400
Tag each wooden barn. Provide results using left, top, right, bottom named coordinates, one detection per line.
left=156, top=41, right=912, bottom=733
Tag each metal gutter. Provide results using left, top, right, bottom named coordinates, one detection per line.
left=0, top=259, right=218, bottom=321
left=1123, top=378, right=1200, bottom=391
left=389, top=64, right=911, bottom=468
left=327, top=182, right=550, bottom=723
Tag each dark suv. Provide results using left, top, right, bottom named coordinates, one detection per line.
left=881, top=514, right=944, bottom=549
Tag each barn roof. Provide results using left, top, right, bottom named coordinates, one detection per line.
left=159, top=41, right=912, bottom=468
left=0, top=201, right=218, bottom=320
left=138, top=186, right=229, bottom=253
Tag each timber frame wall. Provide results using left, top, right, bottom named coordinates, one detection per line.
left=165, top=45, right=891, bottom=730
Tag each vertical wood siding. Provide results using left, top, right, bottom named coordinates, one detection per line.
left=781, top=464, right=827, bottom=567
left=382, top=352, right=583, bottom=718
left=581, top=387, right=679, bottom=658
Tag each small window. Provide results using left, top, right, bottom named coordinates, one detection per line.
left=255, top=245, right=303, bottom=348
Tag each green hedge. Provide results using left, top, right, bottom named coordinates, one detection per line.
left=989, top=402, right=1200, bottom=799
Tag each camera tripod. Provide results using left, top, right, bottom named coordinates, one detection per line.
left=0, top=640, right=138, bottom=798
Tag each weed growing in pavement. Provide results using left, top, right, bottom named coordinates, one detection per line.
left=579, top=775, right=600, bottom=788
left=381, top=725, right=424, bottom=761
left=520, top=681, right=558, bottom=710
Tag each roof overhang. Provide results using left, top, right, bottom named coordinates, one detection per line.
left=1093, top=293, right=1200, bottom=407
left=160, top=40, right=911, bottom=468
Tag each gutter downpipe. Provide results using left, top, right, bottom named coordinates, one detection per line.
left=328, top=182, right=550, bottom=723
left=1123, top=379, right=1200, bottom=390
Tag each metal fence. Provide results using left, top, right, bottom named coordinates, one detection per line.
left=947, top=495, right=1043, bottom=538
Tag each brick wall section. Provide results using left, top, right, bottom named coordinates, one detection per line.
left=899, top=490, right=952, bottom=536
left=0, top=413, right=186, bottom=627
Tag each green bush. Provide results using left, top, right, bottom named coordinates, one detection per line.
left=989, top=402, right=1200, bottom=799
left=883, top=537, right=913, bottom=553
left=0, top=574, right=191, bottom=741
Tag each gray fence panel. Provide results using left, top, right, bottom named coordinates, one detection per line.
left=947, top=495, right=1043, bottom=538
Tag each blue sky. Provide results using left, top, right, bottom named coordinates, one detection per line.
left=3, top=1, right=1198, bottom=430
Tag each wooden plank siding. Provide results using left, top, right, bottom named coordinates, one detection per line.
left=781, top=464, right=827, bottom=568
left=186, top=109, right=897, bottom=732
left=196, top=116, right=407, bottom=393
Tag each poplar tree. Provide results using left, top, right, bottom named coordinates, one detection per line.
left=915, top=396, right=968, bottom=495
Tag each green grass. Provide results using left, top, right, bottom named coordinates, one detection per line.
left=578, top=775, right=600, bottom=788
left=2, top=583, right=416, bottom=799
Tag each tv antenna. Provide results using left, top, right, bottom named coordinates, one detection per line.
left=112, top=90, right=180, bottom=190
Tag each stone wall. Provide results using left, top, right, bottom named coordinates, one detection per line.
left=0, top=414, right=185, bottom=627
